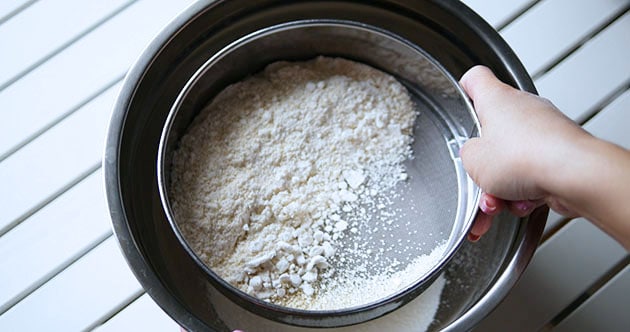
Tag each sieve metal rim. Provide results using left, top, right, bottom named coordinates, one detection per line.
left=155, top=18, right=480, bottom=328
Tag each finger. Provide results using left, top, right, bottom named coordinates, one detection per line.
left=507, top=199, right=541, bottom=217
left=460, top=65, right=515, bottom=127
left=459, top=66, right=497, bottom=124
left=459, top=65, right=497, bottom=100
left=479, top=193, right=505, bottom=216
left=468, top=210, right=494, bottom=242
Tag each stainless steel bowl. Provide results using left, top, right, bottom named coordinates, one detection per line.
left=104, top=1, right=546, bottom=331
left=156, top=19, right=481, bottom=328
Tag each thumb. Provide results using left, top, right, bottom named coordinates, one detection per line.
left=460, top=65, right=512, bottom=126
left=459, top=65, right=502, bottom=101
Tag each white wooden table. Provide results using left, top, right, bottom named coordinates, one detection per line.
left=0, top=1, right=628, bottom=331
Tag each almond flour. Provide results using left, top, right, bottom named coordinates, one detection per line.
left=169, top=56, right=444, bottom=312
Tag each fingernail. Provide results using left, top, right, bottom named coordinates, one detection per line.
left=468, top=233, right=480, bottom=242
left=480, top=198, right=496, bottom=214
left=514, top=200, right=534, bottom=213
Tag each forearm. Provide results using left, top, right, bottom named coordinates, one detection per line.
left=546, top=135, right=630, bottom=250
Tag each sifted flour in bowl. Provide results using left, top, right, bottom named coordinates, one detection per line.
left=169, top=56, right=446, bottom=311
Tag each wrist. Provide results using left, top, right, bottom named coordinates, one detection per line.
left=536, top=128, right=596, bottom=201
left=543, top=132, right=630, bottom=249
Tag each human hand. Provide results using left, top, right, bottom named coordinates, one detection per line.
left=459, top=66, right=585, bottom=240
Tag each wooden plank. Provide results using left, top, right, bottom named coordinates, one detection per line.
left=474, top=218, right=627, bottom=331
left=0, top=170, right=111, bottom=313
left=0, top=83, right=118, bottom=234
left=0, top=0, right=196, bottom=158
left=500, top=0, right=627, bottom=76
left=554, top=265, right=630, bottom=332
left=0, top=237, right=143, bottom=331
left=544, top=89, right=630, bottom=234
left=535, top=12, right=630, bottom=124
left=0, top=0, right=133, bottom=87
left=92, top=294, right=180, bottom=332
left=460, top=0, right=534, bottom=28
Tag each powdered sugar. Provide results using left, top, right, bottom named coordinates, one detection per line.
left=169, top=56, right=444, bottom=311
left=298, top=242, right=447, bottom=310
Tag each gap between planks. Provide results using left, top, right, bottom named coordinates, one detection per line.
left=0, top=75, right=123, bottom=163
left=495, top=0, right=543, bottom=32
left=0, top=0, right=38, bottom=26
left=0, top=232, right=112, bottom=315
left=577, top=82, right=630, bottom=127
left=0, top=162, right=101, bottom=237
left=531, top=6, right=630, bottom=80
left=0, top=0, right=137, bottom=93
left=83, top=288, right=146, bottom=332
left=540, top=255, right=630, bottom=331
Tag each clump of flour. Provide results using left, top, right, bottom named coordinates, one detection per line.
left=170, top=56, right=442, bottom=309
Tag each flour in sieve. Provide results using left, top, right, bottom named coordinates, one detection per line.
left=170, top=56, right=441, bottom=309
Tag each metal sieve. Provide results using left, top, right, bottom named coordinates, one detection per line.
left=156, top=20, right=480, bottom=327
